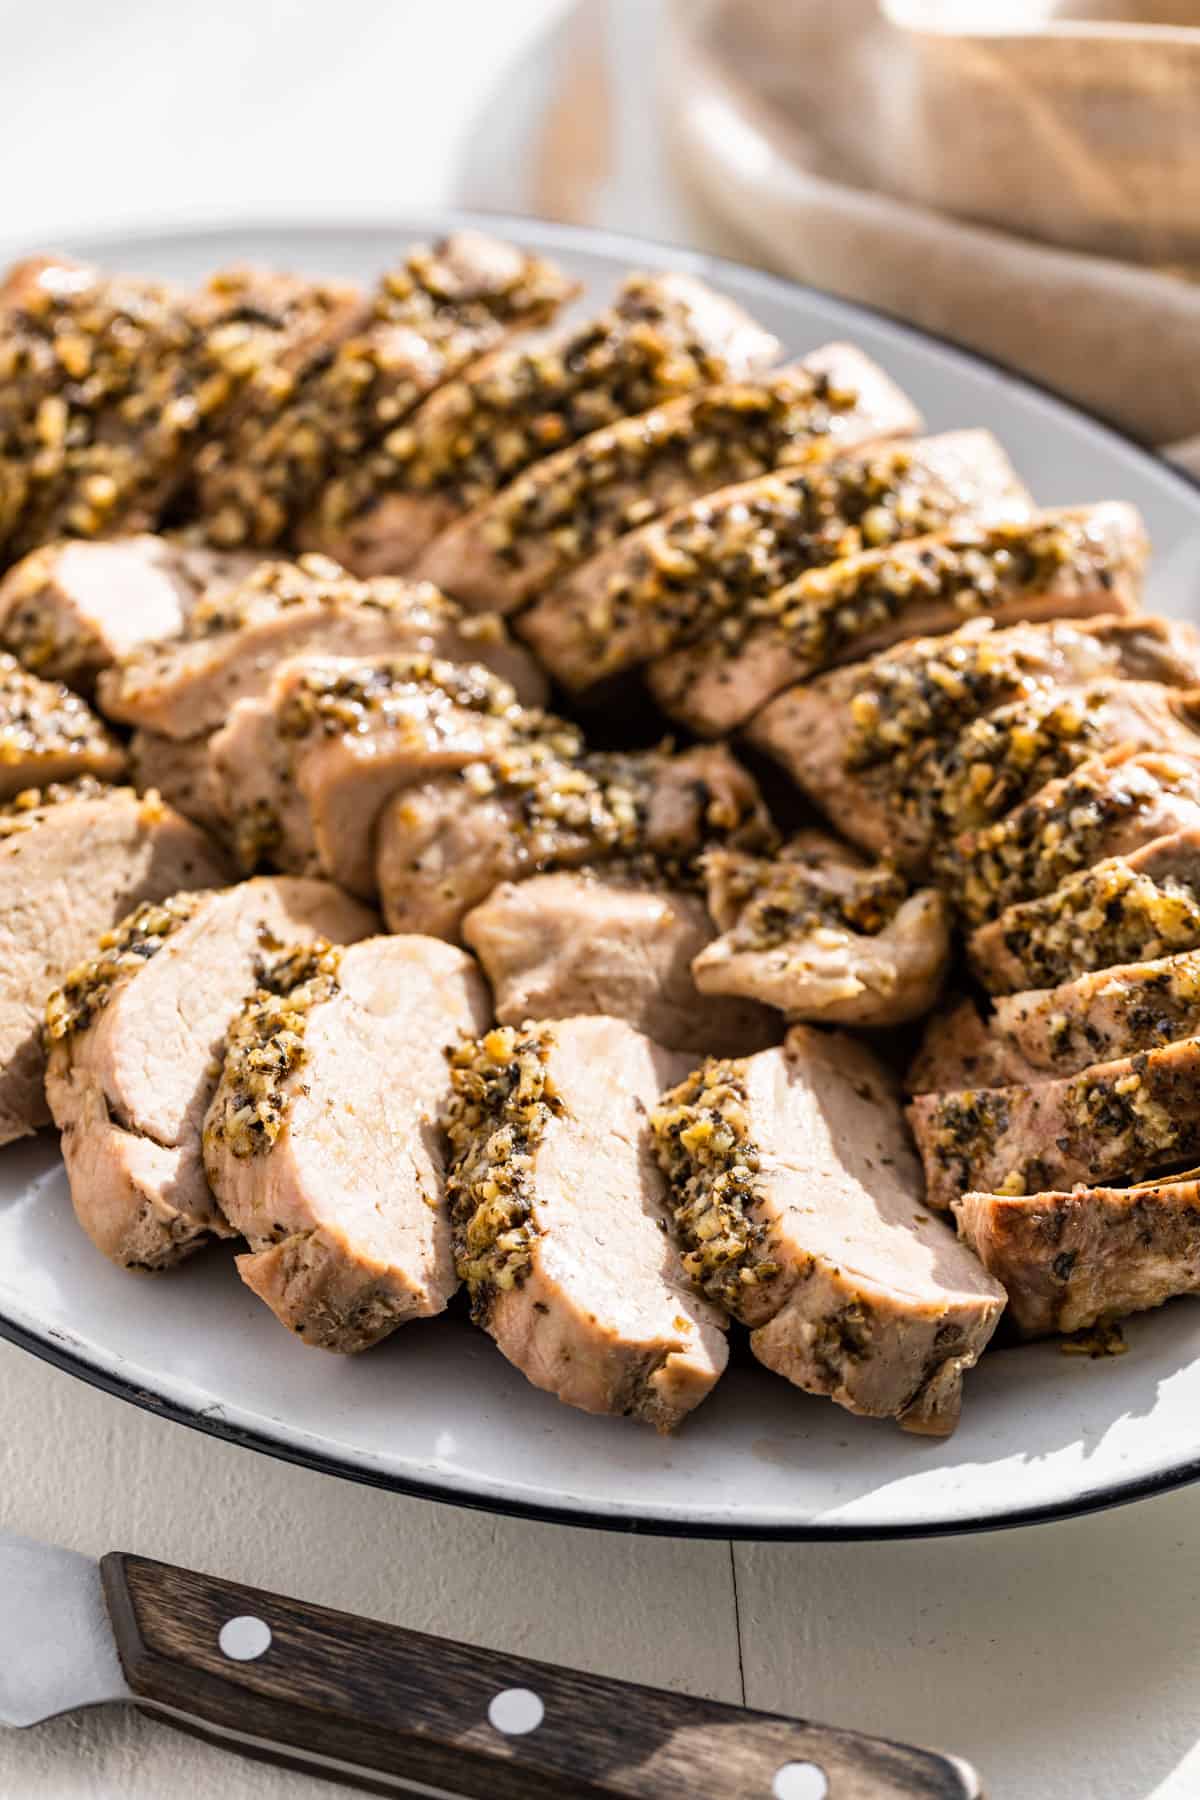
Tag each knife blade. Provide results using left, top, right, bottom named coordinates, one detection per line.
left=0, top=1532, right=982, bottom=1799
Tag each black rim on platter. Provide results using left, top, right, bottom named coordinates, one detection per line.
left=1, top=210, right=1198, bottom=1541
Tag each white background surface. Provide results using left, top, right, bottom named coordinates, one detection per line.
left=1, top=4, right=1199, bottom=1797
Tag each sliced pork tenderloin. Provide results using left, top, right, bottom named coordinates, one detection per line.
left=194, top=233, right=575, bottom=551
left=651, top=1028, right=1005, bottom=1435
left=906, top=997, right=1037, bottom=1096
left=909, top=1035, right=1200, bottom=1210
left=462, top=869, right=777, bottom=1055
left=441, top=1017, right=727, bottom=1429
left=44, top=878, right=374, bottom=1270
left=181, top=266, right=364, bottom=535
left=994, top=951, right=1200, bottom=1077
left=0, top=259, right=376, bottom=563
left=0, top=786, right=229, bottom=1145
left=968, top=829, right=1200, bottom=995
left=650, top=502, right=1150, bottom=736
left=0, top=536, right=256, bottom=689
left=204, top=935, right=489, bottom=1350
left=306, top=272, right=780, bottom=575
left=130, top=729, right=227, bottom=838
left=518, top=430, right=1031, bottom=693
left=377, top=741, right=774, bottom=941
left=210, top=655, right=549, bottom=891
left=908, top=953, right=1200, bottom=1098
left=955, top=1178, right=1200, bottom=1337
left=949, top=748, right=1200, bottom=926
left=745, top=613, right=1193, bottom=869
left=693, top=832, right=950, bottom=1027
left=416, top=344, right=919, bottom=613
left=96, top=554, right=545, bottom=740
left=928, top=680, right=1200, bottom=846
left=0, top=655, right=126, bottom=798
left=0, top=257, right=202, bottom=560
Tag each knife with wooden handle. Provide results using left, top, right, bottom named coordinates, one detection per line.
left=0, top=1533, right=981, bottom=1798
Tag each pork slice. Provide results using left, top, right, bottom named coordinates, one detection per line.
left=955, top=1178, right=1200, bottom=1336
left=918, top=679, right=1200, bottom=855
left=693, top=833, right=950, bottom=1027
left=211, top=655, right=540, bottom=892
left=649, top=502, right=1150, bottom=736
left=306, top=271, right=780, bottom=576
left=949, top=747, right=1200, bottom=926
left=518, top=429, right=1031, bottom=693
left=442, top=1017, right=726, bottom=1429
left=378, top=785, right=535, bottom=940
left=767, top=676, right=1199, bottom=886
left=187, top=274, right=365, bottom=542
left=746, top=613, right=1194, bottom=867
left=0, top=654, right=126, bottom=798
left=909, top=1034, right=1200, bottom=1210
left=267, top=235, right=579, bottom=556
left=377, top=742, right=775, bottom=941
left=0, top=257, right=202, bottom=560
left=130, top=730, right=227, bottom=838
left=193, top=236, right=575, bottom=551
left=0, top=536, right=257, bottom=689
left=906, top=997, right=1039, bottom=1096
left=994, top=951, right=1200, bottom=1077
left=96, top=555, right=545, bottom=739
left=0, top=788, right=229, bottom=1145
left=415, top=344, right=920, bottom=613
left=204, top=935, right=489, bottom=1349
left=651, top=1028, right=1005, bottom=1434
left=462, top=869, right=778, bottom=1055
left=45, top=877, right=376, bottom=1270
left=968, top=829, right=1200, bottom=994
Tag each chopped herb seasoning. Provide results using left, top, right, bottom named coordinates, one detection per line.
left=1010, top=955, right=1200, bottom=1072
left=950, top=755, right=1200, bottom=925
left=566, top=442, right=1009, bottom=679
left=0, top=773, right=112, bottom=831
left=184, top=556, right=456, bottom=640
left=973, top=860, right=1200, bottom=994
left=468, top=365, right=864, bottom=576
left=274, top=653, right=526, bottom=742
left=204, top=238, right=577, bottom=549
left=0, top=652, right=122, bottom=771
left=705, top=840, right=907, bottom=953
left=923, top=1087, right=1014, bottom=1200
left=440, top=1024, right=563, bottom=1321
left=650, top=1059, right=780, bottom=1313
left=755, top=514, right=1089, bottom=671
left=315, top=273, right=765, bottom=537
left=205, top=941, right=342, bottom=1160
left=44, top=893, right=203, bottom=1043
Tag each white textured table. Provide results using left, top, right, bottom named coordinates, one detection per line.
left=2, top=6, right=1200, bottom=1797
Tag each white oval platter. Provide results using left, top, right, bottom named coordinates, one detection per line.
left=1, top=215, right=1199, bottom=1538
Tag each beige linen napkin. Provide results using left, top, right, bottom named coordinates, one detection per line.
left=663, top=0, right=1200, bottom=472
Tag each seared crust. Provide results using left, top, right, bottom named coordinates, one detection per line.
left=955, top=1179, right=1200, bottom=1336
left=910, top=1035, right=1200, bottom=1210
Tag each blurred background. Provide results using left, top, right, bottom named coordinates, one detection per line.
left=2, top=0, right=1198, bottom=456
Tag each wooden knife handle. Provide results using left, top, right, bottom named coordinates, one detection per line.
left=101, top=1553, right=979, bottom=1800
